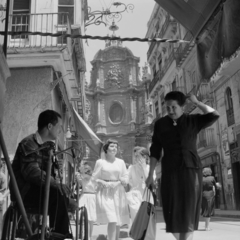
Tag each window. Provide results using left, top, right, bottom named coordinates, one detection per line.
left=192, top=71, right=197, bottom=89
left=58, top=0, right=74, bottom=44
left=155, top=101, right=159, bottom=117
left=155, top=22, right=160, bottom=34
left=12, top=0, right=30, bottom=39
left=160, top=94, right=166, bottom=116
left=158, top=54, right=162, bottom=71
left=225, top=87, right=235, bottom=126
left=109, top=103, right=123, bottom=124
left=152, top=64, right=157, bottom=77
left=172, top=80, right=176, bottom=91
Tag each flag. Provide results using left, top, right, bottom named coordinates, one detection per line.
left=72, top=107, right=103, bottom=157
left=155, top=0, right=221, bottom=39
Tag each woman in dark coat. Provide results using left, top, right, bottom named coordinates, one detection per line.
left=146, top=91, right=219, bottom=240
left=201, top=167, right=217, bottom=231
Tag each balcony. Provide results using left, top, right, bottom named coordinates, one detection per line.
left=147, top=14, right=176, bottom=60
left=8, top=12, right=70, bottom=50
left=197, top=128, right=216, bottom=149
left=149, top=49, right=176, bottom=94
left=175, top=31, right=194, bottom=67
left=149, top=69, right=161, bottom=93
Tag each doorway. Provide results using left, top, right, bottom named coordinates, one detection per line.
left=232, top=161, right=240, bottom=210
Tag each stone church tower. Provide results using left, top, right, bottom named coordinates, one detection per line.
left=85, top=38, right=150, bottom=164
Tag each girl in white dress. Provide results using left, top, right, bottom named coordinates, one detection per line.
left=75, top=164, right=97, bottom=240
left=92, top=139, right=130, bottom=240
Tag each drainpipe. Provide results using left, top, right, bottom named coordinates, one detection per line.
left=212, top=84, right=227, bottom=209
left=3, top=0, right=10, bottom=56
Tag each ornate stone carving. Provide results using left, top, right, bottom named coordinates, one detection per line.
left=140, top=105, right=145, bottom=123
left=105, top=64, right=123, bottom=89
left=96, top=78, right=100, bottom=87
left=87, top=114, right=94, bottom=127
left=85, top=98, right=93, bottom=127
left=145, top=99, right=153, bottom=114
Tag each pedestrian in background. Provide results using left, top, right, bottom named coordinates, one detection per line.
left=75, top=164, right=97, bottom=240
left=92, top=139, right=129, bottom=240
left=127, top=146, right=151, bottom=222
left=146, top=91, right=219, bottom=240
left=201, top=167, right=217, bottom=231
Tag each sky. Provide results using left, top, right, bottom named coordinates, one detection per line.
left=85, top=0, right=156, bottom=82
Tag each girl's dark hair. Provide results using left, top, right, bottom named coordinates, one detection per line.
left=103, top=139, right=118, bottom=153
left=164, top=91, right=187, bottom=107
left=202, top=167, right=212, bottom=177
left=38, top=110, right=61, bottom=131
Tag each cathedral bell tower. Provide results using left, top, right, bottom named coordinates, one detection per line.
left=85, top=22, right=146, bottom=164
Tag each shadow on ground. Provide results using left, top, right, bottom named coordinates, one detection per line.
left=95, top=234, right=107, bottom=240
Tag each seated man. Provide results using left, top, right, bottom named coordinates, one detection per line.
left=10, top=110, right=74, bottom=237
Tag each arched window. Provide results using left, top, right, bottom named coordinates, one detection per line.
left=225, top=87, right=235, bottom=126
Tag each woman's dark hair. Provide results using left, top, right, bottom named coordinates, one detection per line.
left=164, top=91, right=187, bottom=107
left=38, top=110, right=62, bottom=131
left=202, top=167, right=212, bottom=177
left=103, top=139, right=118, bottom=153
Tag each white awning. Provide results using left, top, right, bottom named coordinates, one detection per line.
left=72, top=107, right=103, bottom=157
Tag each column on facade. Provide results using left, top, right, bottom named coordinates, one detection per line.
left=96, top=97, right=101, bottom=124
left=98, top=65, right=104, bottom=87
left=130, top=95, right=137, bottom=130
left=132, top=63, right=137, bottom=85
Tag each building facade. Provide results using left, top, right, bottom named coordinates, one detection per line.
left=0, top=0, right=88, bottom=212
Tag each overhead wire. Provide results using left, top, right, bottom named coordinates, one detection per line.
left=0, top=31, right=189, bottom=43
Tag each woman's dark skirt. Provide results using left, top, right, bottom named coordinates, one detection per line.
left=201, top=191, right=215, bottom=217
left=161, top=167, right=202, bottom=233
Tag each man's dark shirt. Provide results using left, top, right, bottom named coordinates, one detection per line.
left=10, top=133, right=58, bottom=200
left=150, top=111, right=220, bottom=170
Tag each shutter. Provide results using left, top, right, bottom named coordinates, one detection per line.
left=13, top=0, right=30, bottom=10
left=237, top=134, right=240, bottom=147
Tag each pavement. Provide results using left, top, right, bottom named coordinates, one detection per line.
left=71, top=209, right=240, bottom=240
left=155, top=206, right=240, bottom=219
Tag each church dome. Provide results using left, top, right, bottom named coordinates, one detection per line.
left=92, top=45, right=138, bottom=63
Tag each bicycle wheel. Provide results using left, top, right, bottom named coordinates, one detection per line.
left=1, top=205, right=16, bottom=240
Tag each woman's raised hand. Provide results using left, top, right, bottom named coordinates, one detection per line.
left=187, top=93, right=199, bottom=105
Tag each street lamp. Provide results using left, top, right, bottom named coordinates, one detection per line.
left=86, top=1, right=134, bottom=27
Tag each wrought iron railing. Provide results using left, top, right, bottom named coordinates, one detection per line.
left=8, top=12, right=70, bottom=49
left=197, top=128, right=215, bottom=149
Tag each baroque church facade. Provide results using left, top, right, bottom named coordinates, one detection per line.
left=85, top=40, right=153, bottom=164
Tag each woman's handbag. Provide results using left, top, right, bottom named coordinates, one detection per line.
left=129, top=188, right=156, bottom=240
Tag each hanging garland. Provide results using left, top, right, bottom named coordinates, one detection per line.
left=0, top=31, right=189, bottom=43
